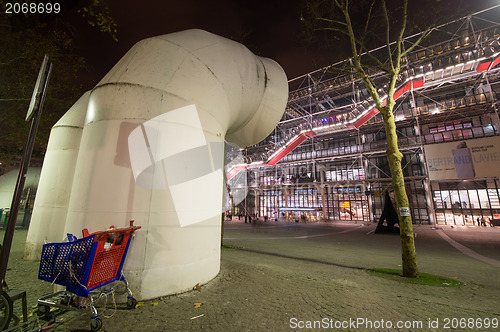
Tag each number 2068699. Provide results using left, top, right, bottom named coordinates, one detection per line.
left=5, top=2, right=60, bottom=14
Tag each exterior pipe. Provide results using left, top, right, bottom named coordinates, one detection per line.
left=24, top=92, right=89, bottom=260
left=26, top=30, right=287, bottom=300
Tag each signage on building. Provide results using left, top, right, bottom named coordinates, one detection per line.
left=341, top=201, right=350, bottom=208
left=424, top=136, right=500, bottom=180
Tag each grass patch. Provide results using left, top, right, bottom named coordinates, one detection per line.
left=367, top=268, right=464, bottom=287
left=221, top=244, right=242, bottom=250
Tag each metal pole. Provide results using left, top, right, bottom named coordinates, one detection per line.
left=0, top=62, right=52, bottom=293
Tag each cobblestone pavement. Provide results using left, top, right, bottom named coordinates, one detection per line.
left=3, top=221, right=500, bottom=331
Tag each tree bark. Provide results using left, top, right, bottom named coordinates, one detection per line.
left=324, top=0, right=419, bottom=278
left=380, top=105, right=418, bottom=277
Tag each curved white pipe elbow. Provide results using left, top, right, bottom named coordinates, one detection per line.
left=93, top=29, right=287, bottom=147
left=29, top=29, right=287, bottom=299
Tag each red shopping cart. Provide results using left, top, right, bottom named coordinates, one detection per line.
left=37, top=220, right=141, bottom=331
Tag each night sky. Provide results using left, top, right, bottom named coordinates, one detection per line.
left=51, top=0, right=499, bottom=90
left=62, top=0, right=326, bottom=90
left=1, top=0, right=498, bottom=167
left=16, top=0, right=500, bottom=90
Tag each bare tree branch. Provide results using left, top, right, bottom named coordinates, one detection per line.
left=358, top=43, right=391, bottom=72
left=401, top=27, right=433, bottom=57
left=336, top=1, right=383, bottom=109
left=360, top=0, right=377, bottom=56
left=314, top=26, right=351, bottom=38
left=315, top=17, right=347, bottom=27
left=381, top=0, right=394, bottom=72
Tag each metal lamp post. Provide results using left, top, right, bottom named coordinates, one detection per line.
left=0, top=54, right=52, bottom=329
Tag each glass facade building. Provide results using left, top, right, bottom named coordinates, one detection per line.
left=234, top=13, right=500, bottom=226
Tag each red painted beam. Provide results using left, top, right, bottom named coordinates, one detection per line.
left=353, top=77, right=424, bottom=129
left=303, top=131, right=317, bottom=138
left=266, top=131, right=316, bottom=165
left=412, top=77, right=424, bottom=89
left=264, top=77, right=425, bottom=165
left=254, top=55, right=498, bottom=168
left=475, top=54, right=500, bottom=72
left=477, top=59, right=492, bottom=72
left=393, top=81, right=411, bottom=100
left=489, top=54, right=500, bottom=70
left=226, top=165, right=247, bottom=181
left=353, top=107, right=380, bottom=129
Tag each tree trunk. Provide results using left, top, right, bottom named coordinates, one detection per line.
left=381, top=106, right=419, bottom=278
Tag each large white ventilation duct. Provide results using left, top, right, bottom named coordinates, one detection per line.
left=24, top=92, right=89, bottom=259
left=24, top=29, right=288, bottom=299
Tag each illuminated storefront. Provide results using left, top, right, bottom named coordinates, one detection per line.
left=425, top=135, right=500, bottom=225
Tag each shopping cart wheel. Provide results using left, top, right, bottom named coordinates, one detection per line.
left=126, top=297, right=137, bottom=309
left=61, top=293, right=73, bottom=306
left=91, top=317, right=102, bottom=331
left=36, top=304, right=51, bottom=317
left=0, top=291, right=13, bottom=330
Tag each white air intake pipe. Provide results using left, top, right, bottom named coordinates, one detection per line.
left=24, top=92, right=89, bottom=260
left=25, top=29, right=287, bottom=300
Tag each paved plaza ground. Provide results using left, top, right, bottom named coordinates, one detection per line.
left=3, top=220, right=500, bottom=331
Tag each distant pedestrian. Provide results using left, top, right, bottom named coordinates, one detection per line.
left=245, top=215, right=248, bottom=223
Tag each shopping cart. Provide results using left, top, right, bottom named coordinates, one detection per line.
left=37, top=220, right=141, bottom=331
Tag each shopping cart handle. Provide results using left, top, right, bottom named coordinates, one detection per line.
left=81, top=221, right=141, bottom=238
